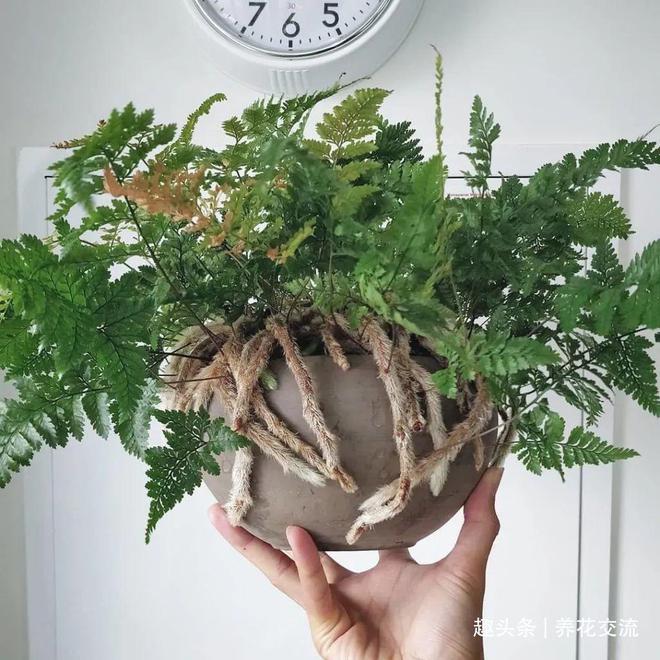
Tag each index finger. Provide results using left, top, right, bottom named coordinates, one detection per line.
left=285, top=526, right=343, bottom=624
left=208, top=504, right=302, bottom=604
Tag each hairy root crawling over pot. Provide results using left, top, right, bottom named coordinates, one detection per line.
left=266, top=317, right=358, bottom=493
left=166, top=312, right=510, bottom=545
left=225, top=446, right=254, bottom=526
left=347, top=376, right=494, bottom=544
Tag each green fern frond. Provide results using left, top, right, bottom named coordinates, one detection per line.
left=514, top=408, right=638, bottom=479
left=81, top=390, right=111, bottom=440
left=589, top=241, right=625, bottom=288
left=236, top=87, right=339, bottom=140
left=514, top=409, right=566, bottom=477
left=0, top=400, right=50, bottom=487
left=431, top=368, right=458, bottom=398
left=178, top=93, right=227, bottom=145
left=476, top=336, right=560, bottom=377
left=562, top=427, right=639, bottom=468
left=316, top=88, right=390, bottom=160
left=569, top=192, right=632, bottom=245
left=113, top=379, right=160, bottom=457
left=624, top=238, right=660, bottom=288
left=373, top=120, right=423, bottom=165
left=620, top=240, right=660, bottom=329
left=144, top=409, right=248, bottom=542
left=566, top=140, right=660, bottom=188
left=461, top=96, right=501, bottom=191
left=0, top=379, right=82, bottom=486
left=0, top=317, right=40, bottom=377
left=598, top=335, right=660, bottom=415
left=555, top=277, right=594, bottom=332
left=553, top=373, right=609, bottom=426
left=96, top=337, right=149, bottom=452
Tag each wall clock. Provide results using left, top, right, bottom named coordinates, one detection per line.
left=188, top=0, right=425, bottom=94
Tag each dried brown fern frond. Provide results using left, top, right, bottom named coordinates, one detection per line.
left=103, top=163, right=213, bottom=233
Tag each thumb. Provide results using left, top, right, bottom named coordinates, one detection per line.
left=448, top=467, right=504, bottom=575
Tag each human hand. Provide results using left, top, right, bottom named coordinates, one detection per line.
left=209, top=467, right=504, bottom=660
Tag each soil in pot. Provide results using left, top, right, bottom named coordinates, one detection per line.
left=204, top=355, right=499, bottom=551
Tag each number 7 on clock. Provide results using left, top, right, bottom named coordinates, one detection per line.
left=248, top=2, right=266, bottom=27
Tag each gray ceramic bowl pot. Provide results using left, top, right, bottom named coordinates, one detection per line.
left=205, top=355, right=498, bottom=551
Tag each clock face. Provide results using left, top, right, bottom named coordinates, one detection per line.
left=194, top=0, right=394, bottom=57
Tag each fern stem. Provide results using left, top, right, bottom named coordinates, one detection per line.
left=520, top=327, right=648, bottom=413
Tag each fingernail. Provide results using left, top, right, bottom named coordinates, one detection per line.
left=208, top=504, right=226, bottom=526
left=285, top=526, right=295, bottom=548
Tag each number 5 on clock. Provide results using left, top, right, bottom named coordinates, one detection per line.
left=323, top=3, right=340, bottom=28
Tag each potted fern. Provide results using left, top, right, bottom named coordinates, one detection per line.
left=1, top=57, right=658, bottom=550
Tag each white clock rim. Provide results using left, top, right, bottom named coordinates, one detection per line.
left=191, top=0, right=396, bottom=59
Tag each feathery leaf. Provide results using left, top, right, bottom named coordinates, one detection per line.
left=144, top=409, right=249, bottom=542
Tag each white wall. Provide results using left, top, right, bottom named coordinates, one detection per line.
left=1, top=1, right=659, bottom=659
